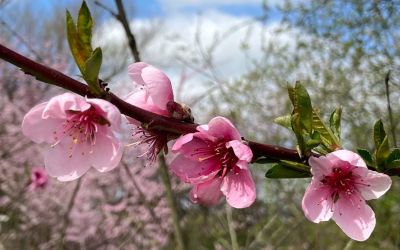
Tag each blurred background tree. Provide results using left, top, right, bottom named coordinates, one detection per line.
left=0, top=0, right=399, bottom=249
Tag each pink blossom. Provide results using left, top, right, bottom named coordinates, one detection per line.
left=28, top=167, right=48, bottom=191
left=302, top=149, right=392, bottom=241
left=124, top=62, right=174, bottom=162
left=170, top=116, right=256, bottom=208
left=22, top=93, right=123, bottom=181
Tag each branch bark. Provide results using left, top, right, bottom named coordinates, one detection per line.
left=0, top=42, right=305, bottom=163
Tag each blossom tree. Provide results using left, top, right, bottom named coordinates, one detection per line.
left=1, top=1, right=400, bottom=249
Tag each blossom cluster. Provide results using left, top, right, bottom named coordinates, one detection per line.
left=21, top=62, right=392, bottom=241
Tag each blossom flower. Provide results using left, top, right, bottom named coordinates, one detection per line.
left=28, top=167, right=48, bottom=191
left=302, top=149, right=392, bottom=241
left=22, top=93, right=123, bottom=181
left=125, top=62, right=191, bottom=162
left=170, top=116, right=256, bottom=208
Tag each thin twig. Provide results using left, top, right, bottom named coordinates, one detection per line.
left=94, top=0, right=118, bottom=18
left=226, top=204, right=239, bottom=250
left=0, top=18, right=43, bottom=61
left=114, top=0, right=141, bottom=62
left=158, top=153, right=186, bottom=250
left=122, top=162, right=160, bottom=223
left=384, top=70, right=397, bottom=147
left=60, top=179, right=82, bottom=248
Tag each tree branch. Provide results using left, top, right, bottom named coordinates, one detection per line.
left=0, top=42, right=306, bottom=163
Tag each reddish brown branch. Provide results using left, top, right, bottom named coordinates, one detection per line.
left=0, top=43, right=303, bottom=162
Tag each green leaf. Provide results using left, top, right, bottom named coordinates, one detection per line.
left=312, top=110, right=341, bottom=149
left=294, top=82, right=313, bottom=133
left=77, top=1, right=93, bottom=54
left=287, top=85, right=295, bottom=105
left=373, top=119, right=386, bottom=148
left=357, top=148, right=374, bottom=166
left=291, top=113, right=305, bottom=156
left=274, top=114, right=292, bottom=129
left=387, top=160, right=400, bottom=169
left=66, top=10, right=91, bottom=73
left=329, top=107, right=342, bottom=139
left=265, top=162, right=311, bottom=179
left=376, top=136, right=391, bottom=170
left=387, top=148, right=400, bottom=163
left=83, top=47, right=103, bottom=95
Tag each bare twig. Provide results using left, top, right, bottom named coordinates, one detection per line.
left=158, top=154, right=186, bottom=250
left=114, top=0, right=141, bottom=62
left=226, top=204, right=239, bottom=250
left=384, top=70, right=397, bottom=147
left=94, top=0, right=118, bottom=18
left=122, top=163, right=160, bottom=223
left=0, top=18, right=43, bottom=61
left=60, top=179, right=82, bottom=248
left=94, top=0, right=141, bottom=61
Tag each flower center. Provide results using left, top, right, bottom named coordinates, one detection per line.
left=52, top=106, right=110, bottom=157
left=193, top=140, right=238, bottom=177
left=321, top=167, right=356, bottom=201
left=129, top=126, right=169, bottom=164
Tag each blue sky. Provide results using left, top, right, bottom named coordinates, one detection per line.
left=0, top=0, right=268, bottom=20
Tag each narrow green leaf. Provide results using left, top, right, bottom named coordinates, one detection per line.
left=265, top=163, right=311, bottom=179
left=312, top=110, right=341, bottom=149
left=294, top=82, right=313, bottom=133
left=376, top=136, right=391, bottom=170
left=291, top=113, right=306, bottom=157
left=306, top=138, right=320, bottom=148
left=357, top=148, right=374, bottom=166
left=387, top=160, right=400, bottom=169
left=288, top=85, right=295, bottom=105
left=83, top=47, right=103, bottom=95
left=66, top=10, right=91, bottom=72
left=329, top=107, right=342, bottom=139
left=387, top=148, right=400, bottom=164
left=77, top=1, right=93, bottom=54
left=274, top=115, right=292, bottom=129
left=373, top=119, right=386, bottom=148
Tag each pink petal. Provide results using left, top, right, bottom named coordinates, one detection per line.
left=90, top=133, right=123, bottom=173
left=42, top=93, right=90, bottom=119
left=301, top=179, right=334, bottom=223
left=22, top=102, right=62, bottom=144
left=221, top=169, right=256, bottom=208
left=44, top=139, right=91, bottom=181
left=87, top=98, right=122, bottom=132
left=309, top=156, right=334, bottom=178
left=205, top=116, right=241, bottom=141
left=329, top=150, right=367, bottom=168
left=226, top=140, right=253, bottom=165
left=358, top=170, right=392, bottom=200
left=171, top=133, right=194, bottom=152
left=128, top=62, right=173, bottom=110
left=125, top=90, right=170, bottom=117
left=172, top=133, right=210, bottom=160
left=169, top=154, right=220, bottom=184
left=190, top=177, right=223, bottom=206
left=332, top=195, right=375, bottom=241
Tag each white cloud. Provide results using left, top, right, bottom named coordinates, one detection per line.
left=94, top=9, right=303, bottom=120
left=159, top=0, right=305, bottom=11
